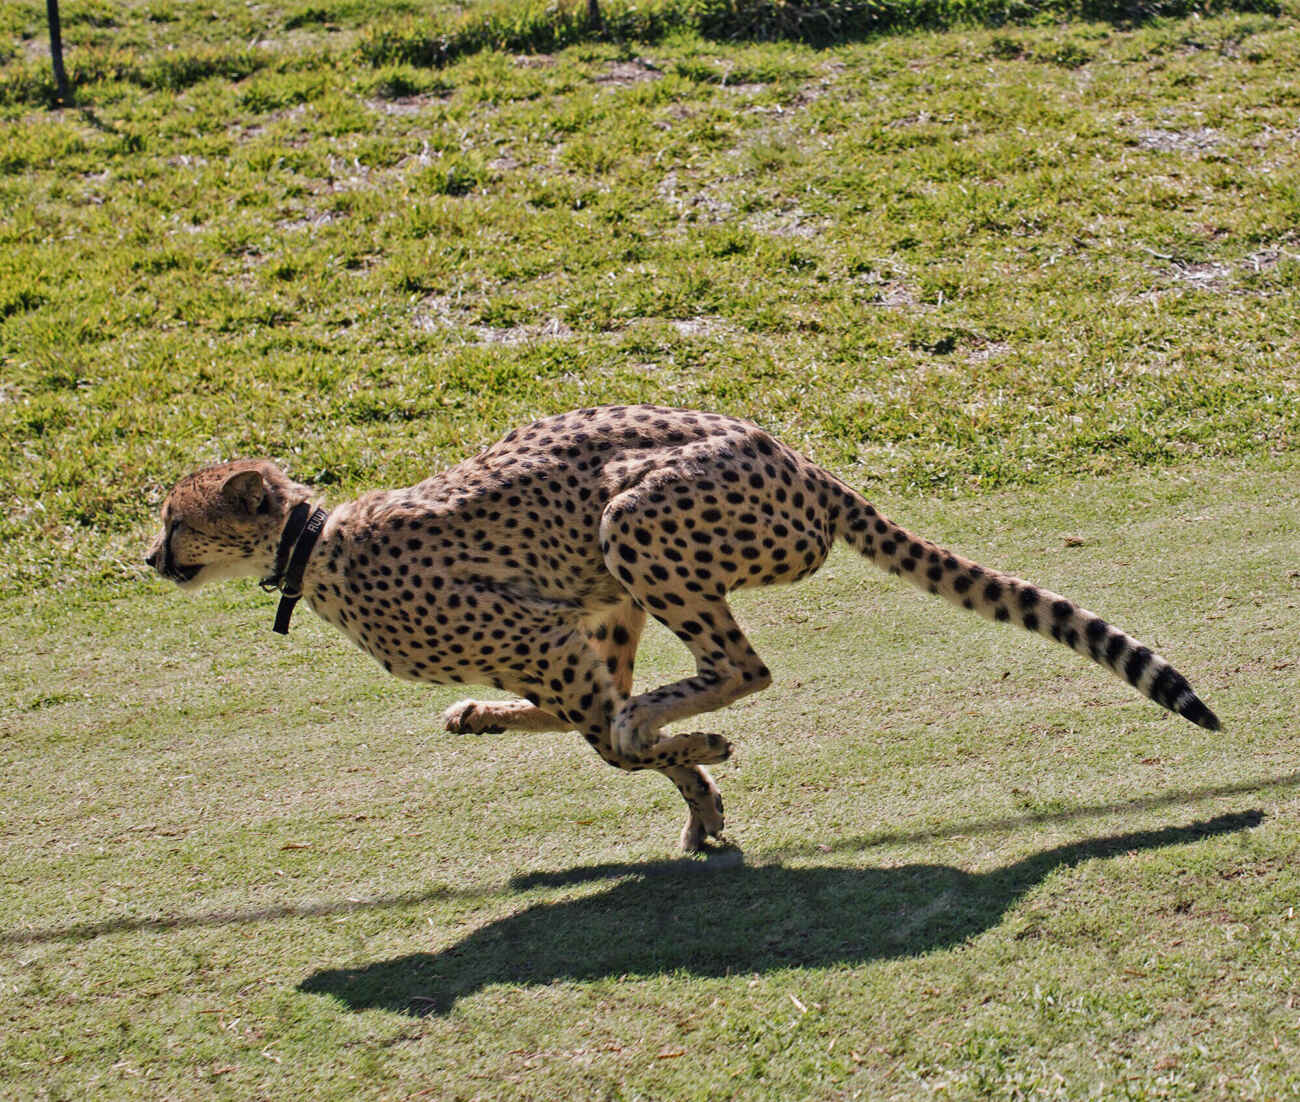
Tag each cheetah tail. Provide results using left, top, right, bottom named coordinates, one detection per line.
left=834, top=493, right=1221, bottom=732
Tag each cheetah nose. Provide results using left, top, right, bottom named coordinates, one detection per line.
left=145, top=548, right=160, bottom=569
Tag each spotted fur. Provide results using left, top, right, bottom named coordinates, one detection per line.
left=147, top=405, right=1220, bottom=851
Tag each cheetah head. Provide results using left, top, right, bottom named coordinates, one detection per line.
left=146, top=460, right=313, bottom=591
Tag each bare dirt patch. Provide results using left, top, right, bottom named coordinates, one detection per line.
left=967, top=340, right=1013, bottom=365
left=414, top=296, right=574, bottom=345
left=277, top=209, right=346, bottom=233
left=365, top=95, right=446, bottom=117
left=656, top=170, right=737, bottom=224
left=1143, top=238, right=1299, bottom=299
left=669, top=316, right=736, bottom=339
left=872, top=281, right=924, bottom=309
left=595, top=58, right=663, bottom=86
left=1135, top=127, right=1221, bottom=155
left=743, top=206, right=826, bottom=240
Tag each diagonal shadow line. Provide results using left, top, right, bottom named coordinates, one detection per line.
left=0, top=885, right=497, bottom=948
left=8, top=774, right=1291, bottom=948
left=301, top=810, right=1265, bottom=1017
left=766, top=770, right=1300, bottom=860
left=506, top=773, right=1300, bottom=891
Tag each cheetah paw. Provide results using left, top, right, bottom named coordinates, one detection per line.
left=680, top=819, right=732, bottom=854
left=442, top=700, right=505, bottom=735
left=681, top=815, right=708, bottom=853
left=691, top=732, right=733, bottom=765
left=679, top=800, right=726, bottom=853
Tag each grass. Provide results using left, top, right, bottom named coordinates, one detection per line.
left=4, top=462, right=1299, bottom=1098
left=2, top=3, right=1299, bottom=601
left=2, top=0, right=1300, bottom=1097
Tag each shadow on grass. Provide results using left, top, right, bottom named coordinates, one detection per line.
left=6, top=771, right=1293, bottom=947
left=771, top=770, right=1300, bottom=858
left=355, top=0, right=1284, bottom=76
left=299, top=809, right=1261, bottom=1016
left=0, top=886, right=489, bottom=947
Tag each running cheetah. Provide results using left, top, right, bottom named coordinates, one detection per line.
left=146, top=405, right=1220, bottom=851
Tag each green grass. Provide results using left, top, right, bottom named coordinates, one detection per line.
left=2, top=3, right=1299, bottom=601
left=3, top=463, right=1299, bottom=1098
left=3, top=1, right=1300, bottom=1097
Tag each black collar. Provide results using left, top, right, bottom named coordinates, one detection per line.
left=260, top=502, right=329, bottom=635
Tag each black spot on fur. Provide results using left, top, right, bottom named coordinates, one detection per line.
left=1149, top=665, right=1181, bottom=708
left=1085, top=617, right=1108, bottom=659
left=1124, top=647, right=1152, bottom=687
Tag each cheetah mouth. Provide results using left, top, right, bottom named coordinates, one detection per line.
left=154, top=526, right=202, bottom=585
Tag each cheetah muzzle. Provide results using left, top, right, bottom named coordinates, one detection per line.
left=147, top=405, right=1221, bottom=853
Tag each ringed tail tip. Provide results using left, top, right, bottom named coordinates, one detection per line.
left=1179, top=695, right=1221, bottom=732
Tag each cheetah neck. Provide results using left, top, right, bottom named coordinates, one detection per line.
left=261, top=502, right=330, bottom=635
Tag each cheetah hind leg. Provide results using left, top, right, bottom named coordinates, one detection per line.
left=667, top=764, right=727, bottom=853
left=576, top=599, right=728, bottom=851
left=446, top=697, right=727, bottom=848
left=443, top=698, right=571, bottom=735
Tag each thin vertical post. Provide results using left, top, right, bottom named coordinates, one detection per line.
left=47, top=0, right=71, bottom=106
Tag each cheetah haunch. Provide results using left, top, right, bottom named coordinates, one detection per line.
left=147, top=405, right=1220, bottom=851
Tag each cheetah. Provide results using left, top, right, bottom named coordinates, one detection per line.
left=146, top=405, right=1220, bottom=852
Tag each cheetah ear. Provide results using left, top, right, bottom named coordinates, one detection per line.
left=221, top=470, right=266, bottom=515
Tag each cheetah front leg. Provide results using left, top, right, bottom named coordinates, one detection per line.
left=441, top=600, right=642, bottom=736
left=442, top=693, right=726, bottom=849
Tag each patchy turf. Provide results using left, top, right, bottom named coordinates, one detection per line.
left=1, top=4, right=1298, bottom=603
left=2, top=2, right=1299, bottom=1097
